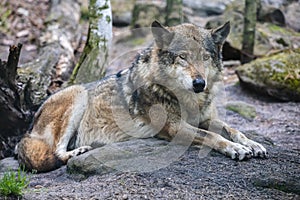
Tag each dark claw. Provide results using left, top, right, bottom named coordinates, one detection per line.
left=245, top=152, right=252, bottom=158
left=257, top=151, right=261, bottom=157
left=235, top=152, right=239, bottom=160
left=249, top=151, right=253, bottom=156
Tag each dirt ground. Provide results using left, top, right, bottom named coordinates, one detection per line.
left=0, top=1, right=299, bottom=199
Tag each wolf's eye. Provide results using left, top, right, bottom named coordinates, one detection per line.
left=179, top=53, right=187, bottom=60
left=203, top=54, right=210, bottom=61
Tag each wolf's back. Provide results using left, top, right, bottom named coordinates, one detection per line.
left=17, top=135, right=64, bottom=172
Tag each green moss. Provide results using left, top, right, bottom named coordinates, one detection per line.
left=130, top=37, right=146, bottom=46
left=226, top=101, right=257, bottom=120
left=0, top=8, right=11, bottom=32
left=97, top=0, right=109, bottom=10
left=105, top=15, right=111, bottom=23
left=255, top=50, right=300, bottom=92
left=80, top=7, right=89, bottom=21
left=267, top=24, right=300, bottom=37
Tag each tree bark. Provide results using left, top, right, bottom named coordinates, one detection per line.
left=70, top=0, right=113, bottom=84
left=241, top=0, right=257, bottom=64
left=0, top=44, right=30, bottom=158
left=165, top=0, right=183, bottom=26
left=0, top=44, right=28, bottom=138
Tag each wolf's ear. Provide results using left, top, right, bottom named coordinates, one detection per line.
left=151, top=20, right=174, bottom=49
left=211, top=21, right=230, bottom=45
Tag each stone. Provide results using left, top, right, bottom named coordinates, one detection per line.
left=67, top=138, right=190, bottom=176
left=0, top=157, right=19, bottom=172
left=252, top=175, right=300, bottom=195
left=236, top=49, right=300, bottom=101
left=111, top=0, right=135, bottom=26
left=183, top=0, right=232, bottom=17
left=285, top=2, right=300, bottom=32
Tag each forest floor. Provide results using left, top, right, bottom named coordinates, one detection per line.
left=0, top=0, right=299, bottom=199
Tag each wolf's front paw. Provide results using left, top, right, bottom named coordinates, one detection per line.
left=243, top=139, right=267, bottom=158
left=221, top=142, right=253, bottom=160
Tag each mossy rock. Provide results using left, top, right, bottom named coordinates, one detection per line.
left=236, top=49, right=300, bottom=101
left=205, top=1, right=300, bottom=56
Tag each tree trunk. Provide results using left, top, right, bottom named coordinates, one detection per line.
left=241, top=0, right=257, bottom=64
left=70, top=0, right=113, bottom=84
left=165, top=0, right=183, bottom=26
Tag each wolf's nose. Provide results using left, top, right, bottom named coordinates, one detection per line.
left=192, top=78, right=206, bottom=93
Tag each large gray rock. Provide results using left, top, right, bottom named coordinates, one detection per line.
left=285, top=2, right=300, bottom=32
left=206, top=1, right=300, bottom=58
left=261, top=0, right=290, bottom=8
left=183, top=0, right=233, bottom=16
left=236, top=49, right=300, bottom=101
left=67, top=138, right=191, bottom=176
left=0, top=157, right=19, bottom=172
left=111, top=0, right=135, bottom=26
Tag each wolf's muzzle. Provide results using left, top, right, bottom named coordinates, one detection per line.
left=192, top=78, right=206, bottom=93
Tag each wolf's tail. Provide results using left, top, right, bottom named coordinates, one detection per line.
left=16, top=135, right=64, bottom=173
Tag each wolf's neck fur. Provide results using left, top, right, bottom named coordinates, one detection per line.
left=128, top=47, right=178, bottom=100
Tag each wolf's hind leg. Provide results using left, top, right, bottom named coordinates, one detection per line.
left=59, top=146, right=92, bottom=161
left=55, top=128, right=92, bottom=162
left=54, top=87, right=91, bottom=162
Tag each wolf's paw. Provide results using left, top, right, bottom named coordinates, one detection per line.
left=71, top=146, right=92, bottom=157
left=243, top=139, right=267, bottom=158
left=222, top=142, right=253, bottom=160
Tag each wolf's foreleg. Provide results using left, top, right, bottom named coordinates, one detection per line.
left=201, top=119, right=267, bottom=158
left=172, top=122, right=254, bottom=160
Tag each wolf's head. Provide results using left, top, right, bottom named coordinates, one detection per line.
left=151, top=21, right=230, bottom=93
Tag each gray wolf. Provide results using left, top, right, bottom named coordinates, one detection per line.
left=16, top=21, right=267, bottom=172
